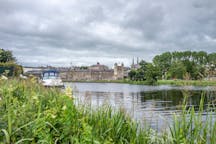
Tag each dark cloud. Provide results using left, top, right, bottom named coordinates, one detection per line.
left=0, top=0, right=215, bottom=67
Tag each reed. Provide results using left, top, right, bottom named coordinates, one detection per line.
left=169, top=95, right=216, bottom=143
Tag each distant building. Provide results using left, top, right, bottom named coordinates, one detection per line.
left=60, top=62, right=125, bottom=81
left=131, top=57, right=140, bottom=70
left=114, top=63, right=124, bottom=80
left=89, top=62, right=109, bottom=71
left=24, top=62, right=127, bottom=81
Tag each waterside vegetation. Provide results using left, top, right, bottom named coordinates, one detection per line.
left=0, top=49, right=23, bottom=77
left=68, top=79, right=216, bottom=86
left=129, top=51, right=216, bottom=85
left=1, top=79, right=216, bottom=143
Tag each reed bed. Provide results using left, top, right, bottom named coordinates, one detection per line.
left=0, top=79, right=216, bottom=143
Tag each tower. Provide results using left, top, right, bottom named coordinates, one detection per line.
left=131, top=57, right=135, bottom=69
left=114, top=63, right=124, bottom=80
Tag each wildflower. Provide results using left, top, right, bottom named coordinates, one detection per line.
left=51, top=114, right=57, bottom=119
left=65, top=86, right=73, bottom=98
left=32, top=95, right=38, bottom=100
left=62, top=105, right=67, bottom=110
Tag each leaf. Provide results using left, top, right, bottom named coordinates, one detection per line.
left=1, top=129, right=10, bottom=144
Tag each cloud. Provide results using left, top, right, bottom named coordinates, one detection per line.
left=0, top=0, right=215, bottom=67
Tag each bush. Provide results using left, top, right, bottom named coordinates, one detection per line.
left=0, top=63, right=23, bottom=77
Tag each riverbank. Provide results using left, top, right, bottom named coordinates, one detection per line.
left=0, top=79, right=154, bottom=143
left=158, top=79, right=216, bottom=86
left=64, top=79, right=216, bottom=86
left=1, top=79, right=216, bottom=143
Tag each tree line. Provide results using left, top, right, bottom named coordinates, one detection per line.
left=0, top=48, right=16, bottom=63
left=129, top=51, right=216, bottom=84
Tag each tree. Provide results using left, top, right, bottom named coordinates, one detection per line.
left=0, top=48, right=22, bottom=77
left=145, top=63, right=160, bottom=84
left=129, top=60, right=160, bottom=84
left=128, top=70, right=137, bottom=81
left=208, top=53, right=216, bottom=68
left=167, top=61, right=187, bottom=79
left=153, top=52, right=172, bottom=79
left=0, top=49, right=16, bottom=63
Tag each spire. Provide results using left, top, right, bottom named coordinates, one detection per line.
left=131, top=57, right=135, bottom=68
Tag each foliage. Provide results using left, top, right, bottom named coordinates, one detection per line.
left=128, top=69, right=137, bottom=81
left=0, top=63, right=23, bottom=77
left=0, top=49, right=22, bottom=77
left=129, top=51, right=216, bottom=84
left=0, top=79, right=216, bottom=143
left=153, top=52, right=172, bottom=79
left=153, top=51, right=216, bottom=80
left=0, top=49, right=16, bottom=63
left=169, top=96, right=216, bottom=144
left=167, top=61, right=187, bottom=79
left=80, top=66, right=88, bottom=70
left=157, top=79, right=216, bottom=86
left=128, top=60, right=159, bottom=84
left=0, top=79, right=152, bottom=143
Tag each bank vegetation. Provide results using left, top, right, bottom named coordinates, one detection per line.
left=129, top=51, right=216, bottom=85
left=0, top=79, right=216, bottom=143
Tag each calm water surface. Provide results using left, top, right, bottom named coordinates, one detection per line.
left=65, top=82, right=216, bottom=130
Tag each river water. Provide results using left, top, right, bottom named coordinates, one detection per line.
left=65, top=82, right=216, bottom=130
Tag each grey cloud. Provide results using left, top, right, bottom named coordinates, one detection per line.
left=122, top=2, right=165, bottom=40
left=0, top=0, right=215, bottom=67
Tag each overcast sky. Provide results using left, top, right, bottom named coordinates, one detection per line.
left=0, top=0, right=216, bottom=67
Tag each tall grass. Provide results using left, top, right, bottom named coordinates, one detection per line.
left=0, top=79, right=216, bottom=143
left=0, top=79, right=152, bottom=143
left=169, top=95, right=216, bottom=144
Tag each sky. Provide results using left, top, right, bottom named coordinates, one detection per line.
left=0, top=0, right=216, bottom=67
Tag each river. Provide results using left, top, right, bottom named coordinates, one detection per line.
left=65, top=82, right=216, bottom=130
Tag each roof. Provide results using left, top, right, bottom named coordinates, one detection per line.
left=43, top=70, right=59, bottom=74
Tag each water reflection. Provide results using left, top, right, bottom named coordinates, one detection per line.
left=65, top=82, right=216, bottom=130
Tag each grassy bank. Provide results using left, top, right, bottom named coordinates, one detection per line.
left=66, top=79, right=216, bottom=86
left=157, top=80, right=216, bottom=86
left=0, top=79, right=216, bottom=143
left=65, top=79, right=154, bottom=85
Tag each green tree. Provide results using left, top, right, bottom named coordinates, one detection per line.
left=197, top=51, right=207, bottom=65
left=167, top=61, right=187, bottom=79
left=208, top=53, right=216, bottom=68
left=128, top=70, right=137, bottom=81
left=129, top=60, right=160, bottom=84
left=0, top=48, right=22, bottom=77
left=145, top=63, right=160, bottom=84
left=153, top=52, right=172, bottom=79
left=0, top=49, right=16, bottom=63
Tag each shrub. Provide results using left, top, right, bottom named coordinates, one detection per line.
left=0, top=63, right=23, bottom=77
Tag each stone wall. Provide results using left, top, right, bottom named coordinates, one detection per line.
left=60, top=70, right=115, bottom=81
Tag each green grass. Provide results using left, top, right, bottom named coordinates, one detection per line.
left=0, top=79, right=216, bottom=143
left=67, top=79, right=216, bottom=86
left=0, top=79, right=152, bottom=143
left=69, top=79, right=153, bottom=85
left=158, top=79, right=216, bottom=86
